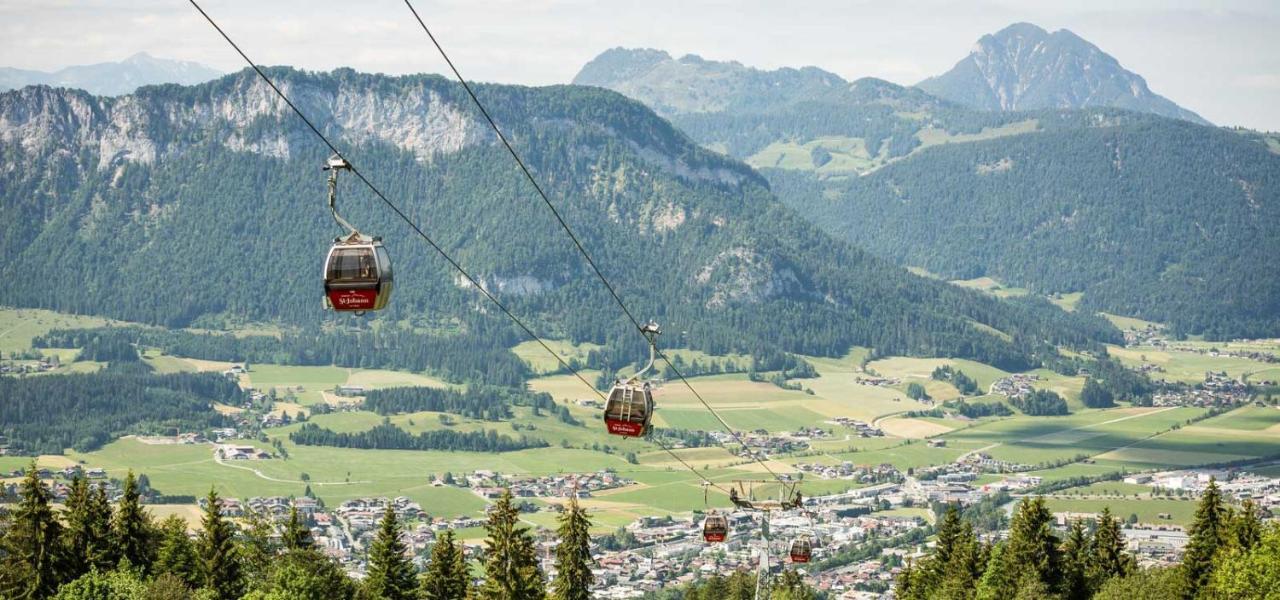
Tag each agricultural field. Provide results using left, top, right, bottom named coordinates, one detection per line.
left=1106, top=344, right=1278, bottom=385
left=241, top=364, right=449, bottom=405
left=1052, top=481, right=1157, bottom=497
left=940, top=407, right=1208, bottom=468
left=1041, top=497, right=1200, bottom=526
left=866, top=356, right=1012, bottom=393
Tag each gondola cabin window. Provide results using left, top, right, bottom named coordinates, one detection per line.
left=328, top=247, right=378, bottom=281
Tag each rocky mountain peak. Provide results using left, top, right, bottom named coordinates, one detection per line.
left=918, top=22, right=1209, bottom=125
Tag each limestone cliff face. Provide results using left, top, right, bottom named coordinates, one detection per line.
left=0, top=72, right=488, bottom=171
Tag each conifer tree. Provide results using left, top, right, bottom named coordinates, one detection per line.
left=898, top=506, right=972, bottom=599
left=0, top=464, right=67, bottom=599
left=197, top=488, right=244, bottom=600
left=282, top=505, right=313, bottom=552
left=941, top=529, right=984, bottom=600
left=933, top=505, right=966, bottom=569
left=422, top=529, right=470, bottom=600
left=552, top=495, right=594, bottom=600
left=479, top=489, right=545, bottom=600
left=975, top=542, right=1015, bottom=600
left=1227, top=499, right=1262, bottom=552
left=896, top=559, right=917, bottom=600
left=363, top=504, right=417, bottom=600
left=1089, top=507, right=1133, bottom=588
left=85, top=484, right=116, bottom=570
left=154, top=514, right=199, bottom=588
left=1181, top=478, right=1227, bottom=598
left=239, top=507, right=278, bottom=587
left=1003, top=497, right=1060, bottom=594
left=113, top=470, right=156, bottom=573
left=1205, top=522, right=1280, bottom=598
left=62, top=475, right=93, bottom=580
left=1059, top=519, right=1091, bottom=600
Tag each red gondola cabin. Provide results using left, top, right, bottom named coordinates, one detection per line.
left=702, top=513, right=728, bottom=543
left=789, top=537, right=812, bottom=563
left=603, top=381, right=653, bottom=437
left=324, top=234, right=393, bottom=314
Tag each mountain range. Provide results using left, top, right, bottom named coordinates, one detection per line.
left=572, top=26, right=1280, bottom=338
left=0, top=68, right=1116, bottom=370
left=0, top=52, right=222, bottom=96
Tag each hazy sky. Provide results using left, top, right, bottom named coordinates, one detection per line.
left=3, top=0, right=1278, bottom=130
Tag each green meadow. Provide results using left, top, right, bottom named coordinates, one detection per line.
left=1041, top=497, right=1200, bottom=526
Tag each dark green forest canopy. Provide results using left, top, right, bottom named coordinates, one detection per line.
left=289, top=422, right=548, bottom=453
left=0, top=371, right=239, bottom=454
left=0, top=68, right=1117, bottom=369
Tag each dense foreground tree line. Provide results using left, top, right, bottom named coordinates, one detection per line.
left=899, top=480, right=1277, bottom=599
left=7, top=464, right=781, bottom=599
left=289, top=422, right=550, bottom=453
left=0, top=465, right=814, bottom=600
left=0, top=371, right=239, bottom=454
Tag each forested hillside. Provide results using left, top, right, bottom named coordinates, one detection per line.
left=574, top=49, right=1280, bottom=339
left=769, top=117, right=1280, bottom=338
left=0, top=69, right=1116, bottom=369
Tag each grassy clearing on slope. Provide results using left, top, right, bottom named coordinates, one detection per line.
left=746, top=136, right=880, bottom=175
left=949, top=277, right=1030, bottom=299
left=511, top=339, right=601, bottom=375
left=914, top=120, right=1039, bottom=151
left=0, top=308, right=122, bottom=354
left=1100, top=313, right=1164, bottom=331
left=1049, top=292, right=1084, bottom=312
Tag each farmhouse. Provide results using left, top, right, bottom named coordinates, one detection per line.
left=215, top=444, right=271, bottom=461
